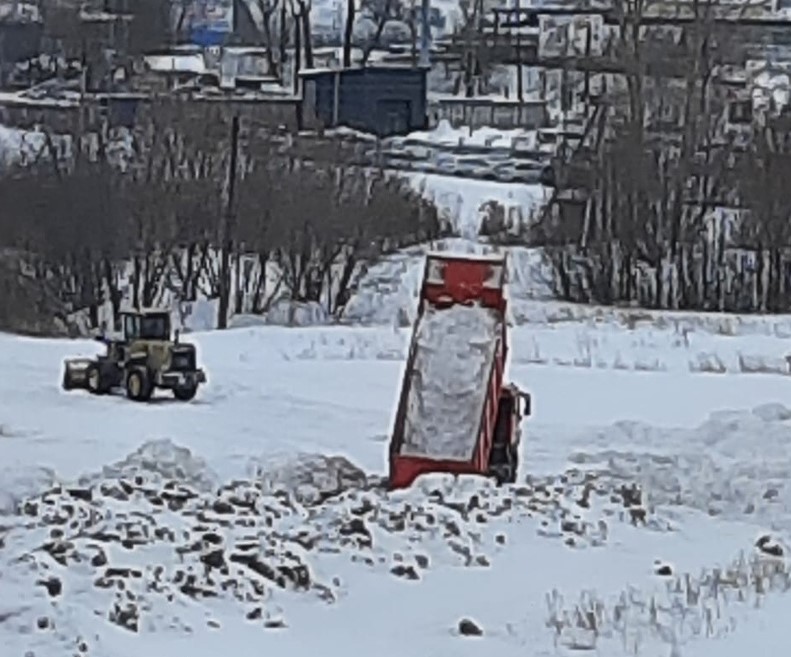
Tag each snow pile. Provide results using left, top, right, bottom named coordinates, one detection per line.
left=0, top=461, right=666, bottom=656
left=567, top=403, right=791, bottom=531
left=341, top=248, right=425, bottom=327
left=408, top=174, right=548, bottom=240
left=184, top=309, right=791, bottom=378
left=92, top=439, right=219, bottom=492
left=400, top=303, right=501, bottom=460
left=340, top=238, right=553, bottom=327
left=248, top=452, right=372, bottom=505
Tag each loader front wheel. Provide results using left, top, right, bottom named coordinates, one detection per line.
left=126, top=368, right=152, bottom=402
left=86, top=364, right=109, bottom=395
left=172, top=385, right=198, bottom=402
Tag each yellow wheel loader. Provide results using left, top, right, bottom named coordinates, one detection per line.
left=62, top=309, right=207, bottom=402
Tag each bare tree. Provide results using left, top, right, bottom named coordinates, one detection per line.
left=245, top=0, right=285, bottom=76
left=0, top=106, right=444, bottom=333
left=127, top=0, right=171, bottom=56
left=456, top=0, right=486, bottom=97
left=358, top=0, right=410, bottom=65
left=534, top=0, right=785, bottom=313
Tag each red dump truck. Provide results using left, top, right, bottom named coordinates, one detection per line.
left=388, top=252, right=531, bottom=490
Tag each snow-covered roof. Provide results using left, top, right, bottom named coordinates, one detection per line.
left=79, top=10, right=131, bottom=22
left=144, top=54, right=207, bottom=75
left=223, top=47, right=270, bottom=56
left=299, top=64, right=427, bottom=77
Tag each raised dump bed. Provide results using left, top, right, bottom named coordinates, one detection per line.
left=399, top=302, right=502, bottom=461
left=388, top=252, right=529, bottom=490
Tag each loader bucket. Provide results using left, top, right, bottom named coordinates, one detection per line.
left=62, top=358, right=93, bottom=391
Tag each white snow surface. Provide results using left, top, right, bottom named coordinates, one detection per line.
left=408, top=175, right=550, bottom=240
left=408, top=119, right=544, bottom=151
left=400, top=303, right=501, bottom=460
left=0, top=124, right=46, bottom=169
left=5, top=305, right=791, bottom=655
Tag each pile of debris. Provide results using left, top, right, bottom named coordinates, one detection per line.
left=0, top=462, right=664, bottom=652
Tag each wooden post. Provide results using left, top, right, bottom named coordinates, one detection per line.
left=217, top=115, right=241, bottom=330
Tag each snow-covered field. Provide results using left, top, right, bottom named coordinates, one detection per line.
left=3, top=301, right=791, bottom=656
left=4, top=115, right=791, bottom=654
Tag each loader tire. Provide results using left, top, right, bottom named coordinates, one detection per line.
left=86, top=364, right=109, bottom=395
left=126, top=368, right=153, bottom=402
left=173, top=385, right=198, bottom=402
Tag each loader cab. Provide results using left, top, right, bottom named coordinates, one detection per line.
left=121, top=311, right=171, bottom=342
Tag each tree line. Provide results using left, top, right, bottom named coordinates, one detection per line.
left=0, top=101, right=446, bottom=335
left=521, top=0, right=791, bottom=314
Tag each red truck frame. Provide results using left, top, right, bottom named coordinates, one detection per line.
left=388, top=252, right=531, bottom=490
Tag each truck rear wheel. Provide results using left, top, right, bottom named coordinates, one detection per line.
left=506, top=443, right=519, bottom=484
left=126, top=368, right=153, bottom=402
left=492, top=444, right=519, bottom=486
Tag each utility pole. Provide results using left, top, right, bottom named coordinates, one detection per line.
left=516, top=0, right=523, bottom=102
left=217, top=114, right=240, bottom=330
left=419, top=0, right=430, bottom=67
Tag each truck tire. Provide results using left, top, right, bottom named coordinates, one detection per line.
left=173, top=385, right=198, bottom=402
left=126, top=368, right=153, bottom=402
left=87, top=363, right=109, bottom=395
left=506, top=443, right=519, bottom=484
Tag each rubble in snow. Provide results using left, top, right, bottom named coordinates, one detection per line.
left=0, top=457, right=672, bottom=653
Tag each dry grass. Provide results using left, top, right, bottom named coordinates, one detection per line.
left=545, top=548, right=791, bottom=653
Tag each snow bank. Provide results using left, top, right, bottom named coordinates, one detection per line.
left=407, top=173, right=549, bottom=239
left=406, top=120, right=539, bottom=150
left=0, top=124, right=47, bottom=169
left=517, top=300, right=791, bottom=337
left=0, top=465, right=56, bottom=515
left=340, top=238, right=552, bottom=327
left=506, top=312, right=791, bottom=376
left=400, top=303, right=501, bottom=460
left=189, top=312, right=791, bottom=381
left=248, top=452, right=370, bottom=504
left=261, top=300, right=331, bottom=327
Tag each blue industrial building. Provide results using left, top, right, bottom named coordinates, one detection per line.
left=299, top=66, right=428, bottom=138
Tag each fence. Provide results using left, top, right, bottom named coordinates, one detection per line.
left=427, top=98, right=549, bottom=130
